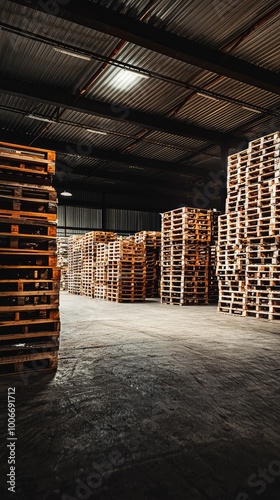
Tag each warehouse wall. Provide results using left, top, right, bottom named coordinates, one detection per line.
left=106, top=209, right=160, bottom=232
left=57, top=205, right=161, bottom=236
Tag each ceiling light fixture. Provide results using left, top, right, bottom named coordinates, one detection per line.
left=126, top=68, right=150, bottom=80
left=109, top=68, right=150, bottom=90
left=27, top=114, right=55, bottom=123
left=242, top=106, right=262, bottom=114
left=197, top=92, right=219, bottom=101
left=86, top=129, right=107, bottom=135
left=61, top=190, right=72, bottom=197
left=54, top=48, right=92, bottom=61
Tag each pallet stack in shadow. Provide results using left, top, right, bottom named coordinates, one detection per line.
left=0, top=141, right=60, bottom=375
left=208, top=210, right=221, bottom=304
left=135, top=231, right=161, bottom=298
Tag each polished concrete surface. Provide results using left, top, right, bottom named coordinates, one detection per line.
left=0, top=292, right=280, bottom=500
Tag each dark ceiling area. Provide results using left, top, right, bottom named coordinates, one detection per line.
left=0, top=0, right=280, bottom=212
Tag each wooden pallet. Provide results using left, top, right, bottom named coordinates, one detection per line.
left=0, top=291, right=59, bottom=308
left=0, top=250, right=57, bottom=267
left=0, top=350, right=58, bottom=375
left=0, top=207, right=57, bottom=221
left=84, top=231, right=117, bottom=244
left=0, top=305, right=59, bottom=322
left=0, top=337, right=59, bottom=352
left=0, top=143, right=55, bottom=179
left=107, top=292, right=145, bottom=303
left=0, top=278, right=60, bottom=293
left=161, top=296, right=209, bottom=305
left=0, top=181, right=57, bottom=216
left=108, top=239, right=145, bottom=262
left=0, top=218, right=56, bottom=237
left=0, top=267, right=60, bottom=283
left=0, top=236, right=56, bottom=252
left=0, top=317, right=60, bottom=339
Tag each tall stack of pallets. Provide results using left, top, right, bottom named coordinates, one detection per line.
left=81, top=231, right=116, bottom=298
left=67, top=232, right=116, bottom=297
left=208, top=210, right=221, bottom=303
left=217, top=131, right=280, bottom=320
left=0, top=141, right=60, bottom=374
left=57, top=237, right=68, bottom=290
left=81, top=231, right=96, bottom=297
left=208, top=245, right=218, bottom=303
left=67, top=235, right=83, bottom=295
left=107, top=239, right=146, bottom=302
left=160, top=207, right=212, bottom=305
left=94, top=243, right=108, bottom=300
left=135, top=231, right=161, bottom=298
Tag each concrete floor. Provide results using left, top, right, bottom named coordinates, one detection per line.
left=1, top=292, right=280, bottom=500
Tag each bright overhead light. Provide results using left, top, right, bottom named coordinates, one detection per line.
left=27, top=114, right=55, bottom=123
left=86, top=129, right=107, bottom=135
left=242, top=106, right=262, bottom=114
left=61, top=190, right=72, bottom=197
left=126, top=68, right=149, bottom=80
left=54, top=48, right=91, bottom=61
left=197, top=92, right=219, bottom=101
left=109, top=68, right=149, bottom=90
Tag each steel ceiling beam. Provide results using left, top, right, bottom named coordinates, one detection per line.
left=9, top=0, right=280, bottom=96
left=0, top=130, right=212, bottom=178
left=0, top=76, right=241, bottom=146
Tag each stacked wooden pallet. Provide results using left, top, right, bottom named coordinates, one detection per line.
left=81, top=232, right=96, bottom=297
left=209, top=245, right=218, bottom=303
left=0, top=141, right=60, bottom=374
left=67, top=235, right=83, bottom=295
left=208, top=210, right=220, bottom=303
left=161, top=207, right=213, bottom=305
left=57, top=237, right=68, bottom=290
left=107, top=239, right=146, bottom=302
left=81, top=231, right=116, bottom=298
left=67, top=232, right=116, bottom=297
left=94, top=243, right=108, bottom=300
left=135, top=231, right=161, bottom=298
left=217, top=131, right=280, bottom=320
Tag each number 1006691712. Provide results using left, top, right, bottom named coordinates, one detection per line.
left=7, top=387, right=16, bottom=493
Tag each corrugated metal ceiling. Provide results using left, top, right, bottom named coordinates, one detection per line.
left=146, top=0, right=280, bottom=49
left=0, top=0, right=279, bottom=207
